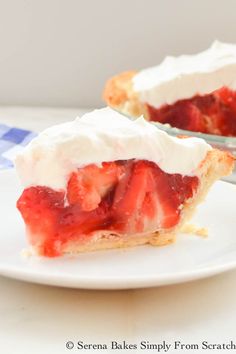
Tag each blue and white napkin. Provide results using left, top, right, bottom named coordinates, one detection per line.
left=0, top=123, right=37, bottom=169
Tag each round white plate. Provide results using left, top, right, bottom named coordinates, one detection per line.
left=0, top=169, right=236, bottom=290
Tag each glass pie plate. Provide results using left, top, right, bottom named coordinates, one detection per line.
left=150, top=122, right=236, bottom=184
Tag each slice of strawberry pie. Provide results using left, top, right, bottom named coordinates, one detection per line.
left=15, top=108, right=234, bottom=257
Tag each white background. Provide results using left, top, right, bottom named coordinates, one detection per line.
left=0, top=0, right=236, bottom=108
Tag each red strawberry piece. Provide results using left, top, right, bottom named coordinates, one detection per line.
left=67, top=162, right=124, bottom=211
left=141, top=164, right=199, bottom=229
left=150, top=167, right=180, bottom=228
left=67, top=171, right=101, bottom=211
left=17, top=186, right=65, bottom=256
left=111, top=160, right=149, bottom=231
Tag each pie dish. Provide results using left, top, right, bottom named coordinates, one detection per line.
left=15, top=108, right=234, bottom=257
left=103, top=41, right=236, bottom=137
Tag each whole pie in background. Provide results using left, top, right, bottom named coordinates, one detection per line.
left=104, top=41, right=236, bottom=137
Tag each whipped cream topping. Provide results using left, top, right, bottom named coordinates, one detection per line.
left=133, top=41, right=236, bottom=108
left=15, top=107, right=211, bottom=190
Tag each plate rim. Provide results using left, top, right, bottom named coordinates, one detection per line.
left=1, top=259, right=236, bottom=290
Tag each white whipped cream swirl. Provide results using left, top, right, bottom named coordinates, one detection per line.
left=133, top=41, right=236, bottom=108
left=15, top=107, right=211, bottom=190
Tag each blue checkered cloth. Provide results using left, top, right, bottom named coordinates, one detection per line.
left=0, top=124, right=37, bottom=169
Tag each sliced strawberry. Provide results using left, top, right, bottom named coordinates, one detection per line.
left=17, top=186, right=64, bottom=226
left=139, top=164, right=199, bottom=230
left=111, top=161, right=198, bottom=232
left=111, top=160, right=149, bottom=231
left=141, top=165, right=158, bottom=221
left=17, top=187, right=65, bottom=256
left=67, top=162, right=124, bottom=211
left=67, top=172, right=101, bottom=211
left=151, top=167, right=179, bottom=228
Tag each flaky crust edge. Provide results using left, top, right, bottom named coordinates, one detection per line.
left=103, top=71, right=146, bottom=117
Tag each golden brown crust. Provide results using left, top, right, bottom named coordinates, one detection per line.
left=103, top=71, right=145, bottom=117
left=103, top=71, right=136, bottom=106
left=64, top=232, right=176, bottom=254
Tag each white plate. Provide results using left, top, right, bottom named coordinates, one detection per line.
left=0, top=169, right=236, bottom=290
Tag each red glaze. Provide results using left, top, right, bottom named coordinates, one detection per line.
left=17, top=160, right=199, bottom=257
left=147, top=86, right=236, bottom=136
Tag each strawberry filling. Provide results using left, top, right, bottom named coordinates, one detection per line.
left=17, top=160, right=199, bottom=257
left=147, top=86, right=236, bottom=136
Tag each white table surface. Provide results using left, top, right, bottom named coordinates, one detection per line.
left=0, top=106, right=236, bottom=354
